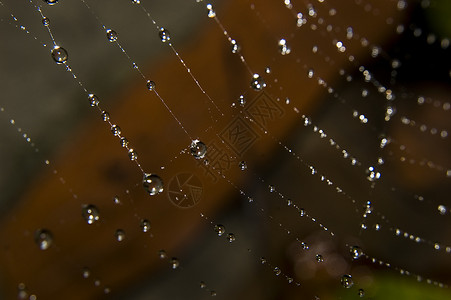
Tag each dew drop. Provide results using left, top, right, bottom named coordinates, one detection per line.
left=171, top=257, right=180, bottom=269
left=190, top=139, right=207, bottom=159
left=299, top=208, right=306, bottom=217
left=140, top=219, right=151, bottom=232
left=42, top=17, right=50, bottom=26
left=115, top=229, right=125, bottom=242
left=88, top=94, right=99, bottom=107
left=82, top=267, right=91, bottom=279
left=231, top=39, right=240, bottom=53
left=143, top=173, right=164, bottom=196
left=238, top=95, right=246, bottom=106
left=111, top=124, right=121, bottom=136
left=159, top=28, right=171, bottom=42
left=274, top=267, right=282, bottom=276
left=146, top=80, right=156, bottom=91
left=250, top=74, right=266, bottom=91
left=43, top=0, right=58, bottom=5
left=101, top=111, right=110, bottom=122
left=81, top=204, right=100, bottom=225
left=350, top=246, right=363, bottom=259
left=260, top=257, right=267, bottom=264
left=51, top=46, right=68, bottom=64
left=210, top=291, right=217, bottom=297
left=120, top=137, right=129, bottom=148
left=438, top=205, right=447, bottom=215
left=316, top=254, right=324, bottom=262
left=200, top=281, right=207, bottom=289
left=239, top=161, right=247, bottom=170
left=34, top=229, right=53, bottom=250
left=159, top=250, right=167, bottom=259
left=128, top=149, right=138, bottom=161
left=206, top=4, right=216, bottom=18
left=106, top=29, right=118, bottom=42
left=278, top=39, right=291, bottom=55
left=227, top=233, right=236, bottom=242
left=358, top=288, right=365, bottom=297
left=131, top=0, right=140, bottom=4
left=268, top=185, right=275, bottom=192
left=340, top=274, right=354, bottom=288
left=214, top=224, right=225, bottom=236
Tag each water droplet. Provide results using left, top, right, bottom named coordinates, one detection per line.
left=274, top=267, right=282, bottom=276
left=51, top=46, right=68, bottom=64
left=171, top=257, right=180, bottom=269
left=159, top=250, right=167, bottom=259
left=120, top=137, right=129, bottom=148
left=145, top=79, right=156, bottom=91
left=43, top=0, right=58, bottom=5
left=88, top=94, right=99, bottom=107
left=366, top=166, right=381, bottom=181
left=106, top=29, right=118, bottom=42
left=131, top=0, right=140, bottom=4
left=340, top=274, right=354, bottom=288
left=214, top=224, right=225, bottom=236
left=82, top=267, right=90, bottom=279
left=278, top=39, right=291, bottom=55
left=34, top=229, right=53, bottom=250
left=42, top=17, right=50, bottom=26
left=159, top=28, right=171, bottom=42
left=227, top=233, right=236, bottom=242
left=140, top=219, right=151, bottom=232
left=268, top=185, right=275, bottom=192
left=128, top=149, right=138, bottom=160
left=250, top=74, right=266, bottom=91
left=260, top=257, right=267, bottom=264
left=238, top=95, right=246, bottom=106
left=231, top=39, right=240, bottom=53
left=438, top=205, right=447, bottom=215
left=115, top=229, right=125, bottom=242
left=111, top=124, right=121, bottom=136
left=238, top=161, right=247, bottom=170
left=299, top=208, right=306, bottom=216
left=101, top=111, right=110, bottom=122
left=358, top=288, right=365, bottom=297
left=190, top=139, right=207, bottom=159
left=210, top=291, right=217, bottom=297
left=82, top=204, right=100, bottom=225
left=350, top=246, right=363, bottom=259
left=143, top=173, right=164, bottom=196
left=206, top=4, right=216, bottom=18
left=316, top=254, right=324, bottom=262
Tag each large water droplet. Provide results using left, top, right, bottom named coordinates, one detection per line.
left=128, top=149, right=138, bottom=161
left=143, top=173, right=164, bottom=196
left=250, top=74, right=266, bottom=91
left=115, top=229, right=125, bottom=242
left=190, top=139, right=207, bottom=159
left=159, top=28, right=171, bottom=42
left=34, top=229, right=53, bottom=250
left=214, top=224, right=225, bottom=236
left=43, top=0, right=58, bottom=5
left=111, top=124, right=121, bottom=136
left=140, top=219, right=151, bottom=232
left=82, top=205, right=100, bottom=225
left=106, top=29, right=118, bottom=42
left=340, top=274, right=354, bottom=288
left=51, top=46, right=68, bottom=64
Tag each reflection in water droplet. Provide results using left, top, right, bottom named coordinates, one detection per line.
left=35, top=229, right=53, bottom=250
left=239, top=161, right=247, bottom=170
left=190, top=139, right=207, bottom=159
left=143, top=173, right=164, bottom=195
left=140, top=219, right=150, bottom=232
left=341, top=274, right=354, bottom=288
left=51, top=46, right=68, bottom=64
left=250, top=74, right=266, bottom=91
left=227, top=233, right=236, bottom=242
left=159, top=28, right=171, bottom=42
left=214, top=224, right=225, bottom=236
left=106, top=29, right=118, bottom=42
left=43, top=0, right=59, bottom=5
left=82, top=205, right=100, bottom=225
left=115, top=229, right=125, bottom=242
left=171, top=257, right=180, bottom=269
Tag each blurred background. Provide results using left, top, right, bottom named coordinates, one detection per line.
left=0, top=0, right=450, bottom=299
